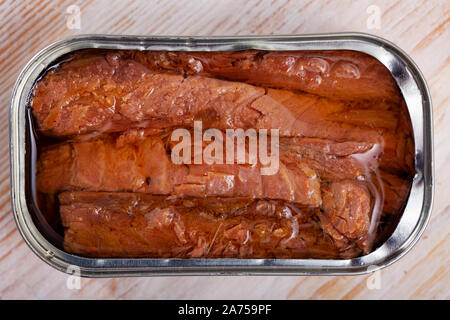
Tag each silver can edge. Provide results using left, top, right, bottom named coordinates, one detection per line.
left=9, top=32, right=434, bottom=277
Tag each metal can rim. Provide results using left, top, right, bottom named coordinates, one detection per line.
left=9, top=32, right=434, bottom=277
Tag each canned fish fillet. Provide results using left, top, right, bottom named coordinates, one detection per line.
left=10, top=34, right=433, bottom=276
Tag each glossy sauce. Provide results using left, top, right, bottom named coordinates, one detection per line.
left=27, top=49, right=415, bottom=258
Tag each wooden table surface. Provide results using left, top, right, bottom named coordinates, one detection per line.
left=0, top=0, right=448, bottom=299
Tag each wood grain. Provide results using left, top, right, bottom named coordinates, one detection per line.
left=0, top=0, right=448, bottom=299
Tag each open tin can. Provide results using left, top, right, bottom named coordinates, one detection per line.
left=10, top=33, right=433, bottom=277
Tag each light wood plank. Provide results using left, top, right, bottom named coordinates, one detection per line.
left=0, top=0, right=448, bottom=299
